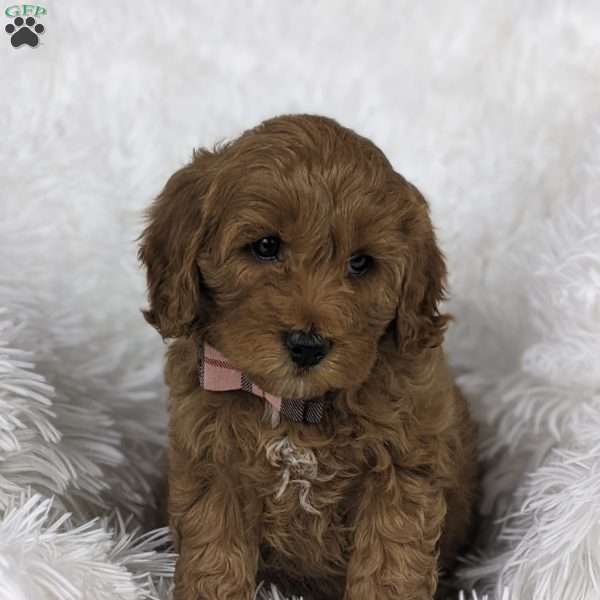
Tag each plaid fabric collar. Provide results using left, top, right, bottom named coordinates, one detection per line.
left=197, top=342, right=325, bottom=424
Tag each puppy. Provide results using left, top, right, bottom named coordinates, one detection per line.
left=139, top=114, right=478, bottom=600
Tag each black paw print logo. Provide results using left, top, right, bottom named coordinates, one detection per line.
left=5, top=16, right=45, bottom=48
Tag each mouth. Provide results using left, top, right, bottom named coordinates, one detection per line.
left=292, top=364, right=319, bottom=377
left=249, top=364, right=331, bottom=401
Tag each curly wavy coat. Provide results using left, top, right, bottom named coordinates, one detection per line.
left=139, top=114, right=479, bottom=600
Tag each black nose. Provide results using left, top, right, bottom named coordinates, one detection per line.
left=284, top=330, right=331, bottom=368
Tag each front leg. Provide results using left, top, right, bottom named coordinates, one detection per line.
left=169, top=446, right=261, bottom=600
left=344, top=472, right=446, bottom=600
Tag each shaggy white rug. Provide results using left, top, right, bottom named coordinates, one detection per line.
left=1, top=1, right=599, bottom=599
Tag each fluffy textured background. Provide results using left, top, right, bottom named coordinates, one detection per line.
left=1, top=1, right=599, bottom=598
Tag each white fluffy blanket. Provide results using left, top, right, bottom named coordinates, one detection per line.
left=1, top=2, right=598, bottom=599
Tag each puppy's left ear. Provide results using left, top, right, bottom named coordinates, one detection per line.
left=137, top=149, right=219, bottom=339
left=394, top=181, right=450, bottom=353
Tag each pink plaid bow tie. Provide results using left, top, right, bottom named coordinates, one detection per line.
left=198, top=343, right=325, bottom=424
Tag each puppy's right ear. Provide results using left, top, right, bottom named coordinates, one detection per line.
left=138, top=149, right=218, bottom=339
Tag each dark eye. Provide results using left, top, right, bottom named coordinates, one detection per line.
left=348, top=254, right=373, bottom=277
left=250, top=236, right=281, bottom=261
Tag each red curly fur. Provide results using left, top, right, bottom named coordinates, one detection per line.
left=139, top=114, right=479, bottom=600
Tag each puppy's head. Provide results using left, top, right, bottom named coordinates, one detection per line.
left=139, top=115, right=448, bottom=399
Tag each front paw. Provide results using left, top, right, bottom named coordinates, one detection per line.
left=344, top=579, right=434, bottom=600
left=174, top=581, right=255, bottom=600
left=174, top=567, right=255, bottom=600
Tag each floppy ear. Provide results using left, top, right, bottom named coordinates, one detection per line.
left=138, top=149, right=218, bottom=339
left=395, top=182, right=450, bottom=353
